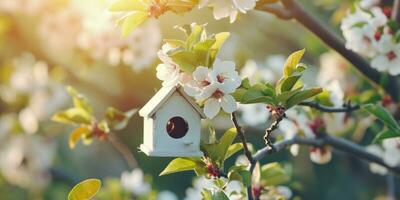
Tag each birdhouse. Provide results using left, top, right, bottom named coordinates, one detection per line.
left=139, top=85, right=206, bottom=157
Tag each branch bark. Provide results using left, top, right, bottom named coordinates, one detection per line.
left=253, top=134, right=400, bottom=175
left=298, top=101, right=360, bottom=113
left=392, top=0, right=400, bottom=23
left=231, top=112, right=255, bottom=200
left=257, top=0, right=400, bottom=102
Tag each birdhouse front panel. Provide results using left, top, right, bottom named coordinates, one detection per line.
left=151, top=92, right=203, bottom=157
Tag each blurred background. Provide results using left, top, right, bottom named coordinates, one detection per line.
left=0, top=0, right=398, bottom=199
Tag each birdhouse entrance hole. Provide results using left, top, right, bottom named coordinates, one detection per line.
left=166, top=116, right=189, bottom=139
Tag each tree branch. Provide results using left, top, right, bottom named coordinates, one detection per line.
left=392, top=0, right=400, bottom=23
left=257, top=0, right=400, bottom=102
left=264, top=117, right=283, bottom=146
left=257, top=3, right=293, bottom=19
left=108, top=133, right=138, bottom=170
left=253, top=134, right=400, bottom=175
left=231, top=112, right=255, bottom=200
left=298, top=101, right=360, bottom=113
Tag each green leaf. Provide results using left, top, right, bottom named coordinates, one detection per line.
left=260, top=162, right=289, bottom=186
left=159, top=158, right=198, bottom=176
left=52, top=108, right=92, bottom=125
left=359, top=90, right=381, bottom=104
left=105, top=107, right=137, bottom=130
left=241, top=83, right=277, bottom=105
left=186, top=24, right=204, bottom=50
left=108, top=0, right=146, bottom=11
left=69, top=127, right=91, bottom=149
left=224, top=143, right=243, bottom=160
left=373, top=129, right=400, bottom=143
left=276, top=88, right=302, bottom=103
left=68, top=179, right=101, bottom=200
left=164, top=39, right=186, bottom=48
left=214, top=128, right=237, bottom=164
left=228, top=166, right=251, bottom=187
left=363, top=104, right=400, bottom=130
left=119, top=11, right=148, bottom=37
left=170, top=50, right=200, bottom=73
left=67, top=86, right=93, bottom=114
left=285, top=87, right=323, bottom=109
left=277, top=64, right=306, bottom=93
left=231, top=88, right=247, bottom=102
left=283, top=49, right=305, bottom=77
left=193, top=38, right=216, bottom=67
left=209, top=32, right=230, bottom=62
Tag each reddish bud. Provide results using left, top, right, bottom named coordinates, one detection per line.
left=383, top=7, right=392, bottom=18
left=252, top=185, right=262, bottom=198
left=374, top=31, right=382, bottom=41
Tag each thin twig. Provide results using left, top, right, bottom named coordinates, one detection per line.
left=257, top=0, right=400, bottom=102
left=231, top=112, right=255, bottom=200
left=231, top=112, right=255, bottom=164
left=298, top=101, right=360, bottom=113
left=264, top=117, right=283, bottom=146
left=108, top=133, right=138, bottom=170
left=253, top=134, right=400, bottom=175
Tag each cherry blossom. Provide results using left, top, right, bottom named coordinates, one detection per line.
left=371, top=34, right=400, bottom=75
left=156, top=44, right=189, bottom=87
left=360, top=0, right=380, bottom=9
left=200, top=0, right=257, bottom=23
left=341, top=7, right=387, bottom=57
left=185, top=59, right=241, bottom=118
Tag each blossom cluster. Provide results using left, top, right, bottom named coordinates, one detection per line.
left=341, top=0, right=400, bottom=75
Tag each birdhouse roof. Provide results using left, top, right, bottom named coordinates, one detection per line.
left=139, top=85, right=206, bottom=119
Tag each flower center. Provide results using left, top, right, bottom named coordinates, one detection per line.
left=383, top=7, right=392, bottom=18
left=216, top=74, right=225, bottom=83
left=363, top=35, right=371, bottom=43
left=212, top=89, right=224, bottom=99
left=201, top=80, right=211, bottom=86
left=148, top=1, right=168, bottom=18
left=387, top=51, right=397, bottom=61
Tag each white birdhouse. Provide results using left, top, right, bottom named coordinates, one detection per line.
left=139, top=85, right=206, bottom=157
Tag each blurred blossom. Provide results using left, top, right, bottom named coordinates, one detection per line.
left=381, top=137, right=400, bottom=167
left=360, top=0, right=380, bottom=9
left=275, top=186, right=293, bottom=199
left=2, top=54, right=68, bottom=134
left=238, top=104, right=269, bottom=126
left=225, top=180, right=244, bottom=199
left=157, top=191, right=178, bottom=200
left=0, top=0, right=49, bottom=14
left=341, top=7, right=387, bottom=57
left=317, top=52, right=352, bottom=91
left=309, top=146, right=332, bottom=164
left=199, top=0, right=257, bottom=23
left=77, top=1, right=161, bottom=71
left=321, top=81, right=354, bottom=135
left=120, top=169, right=151, bottom=197
left=18, top=108, right=38, bottom=134
left=38, top=5, right=83, bottom=51
left=184, top=176, right=215, bottom=200
left=371, top=34, right=400, bottom=75
left=366, top=145, right=388, bottom=175
left=235, top=154, right=250, bottom=166
left=365, top=137, right=400, bottom=175
left=0, top=114, right=16, bottom=139
left=0, top=135, right=55, bottom=190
